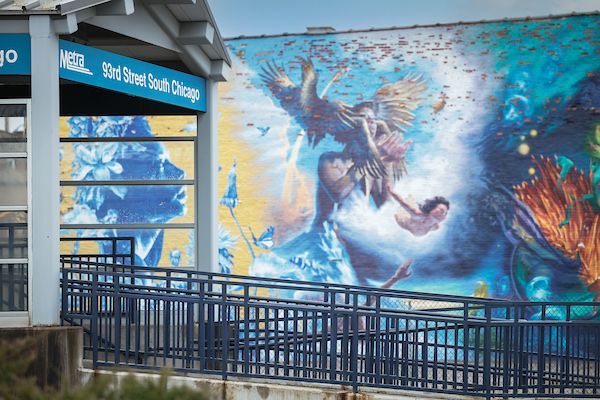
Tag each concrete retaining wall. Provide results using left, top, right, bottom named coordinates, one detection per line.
left=83, top=368, right=481, bottom=400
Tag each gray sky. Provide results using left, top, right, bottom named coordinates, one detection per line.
left=208, top=0, right=600, bottom=38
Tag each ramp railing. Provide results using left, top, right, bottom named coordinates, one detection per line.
left=60, top=257, right=600, bottom=398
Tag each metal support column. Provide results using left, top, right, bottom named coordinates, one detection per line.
left=29, top=15, right=61, bottom=325
left=195, top=80, right=218, bottom=273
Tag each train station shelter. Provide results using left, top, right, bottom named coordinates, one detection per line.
left=0, top=0, right=230, bottom=326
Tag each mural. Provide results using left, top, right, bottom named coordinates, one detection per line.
left=218, top=14, right=600, bottom=310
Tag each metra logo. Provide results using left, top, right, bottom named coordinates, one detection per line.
left=60, top=48, right=93, bottom=75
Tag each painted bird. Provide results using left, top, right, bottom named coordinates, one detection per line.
left=249, top=225, right=274, bottom=249
left=257, top=126, right=270, bottom=136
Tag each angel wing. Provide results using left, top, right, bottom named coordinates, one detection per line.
left=259, top=61, right=301, bottom=113
left=371, top=73, right=427, bottom=132
left=260, top=58, right=355, bottom=146
left=340, top=74, right=427, bottom=181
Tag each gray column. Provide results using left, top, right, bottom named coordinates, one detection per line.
left=29, top=16, right=60, bottom=325
left=195, top=80, right=218, bottom=273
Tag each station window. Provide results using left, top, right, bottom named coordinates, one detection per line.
left=59, top=115, right=197, bottom=269
left=0, top=102, right=29, bottom=312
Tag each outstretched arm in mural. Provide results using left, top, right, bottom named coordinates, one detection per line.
left=363, top=259, right=412, bottom=309
left=381, top=258, right=413, bottom=288
left=387, top=185, right=422, bottom=217
left=336, top=259, right=412, bottom=332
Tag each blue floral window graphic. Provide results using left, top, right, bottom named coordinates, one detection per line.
left=59, top=116, right=196, bottom=268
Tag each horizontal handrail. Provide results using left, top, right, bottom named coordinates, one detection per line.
left=59, top=259, right=504, bottom=305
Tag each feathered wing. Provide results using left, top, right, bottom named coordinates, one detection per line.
left=298, top=57, right=318, bottom=107
left=369, top=74, right=427, bottom=181
left=371, top=73, right=427, bottom=132
left=261, top=59, right=355, bottom=146
left=259, top=61, right=302, bottom=116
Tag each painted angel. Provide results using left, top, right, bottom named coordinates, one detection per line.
left=260, top=58, right=427, bottom=220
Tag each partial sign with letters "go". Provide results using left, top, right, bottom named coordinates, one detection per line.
left=0, top=34, right=31, bottom=75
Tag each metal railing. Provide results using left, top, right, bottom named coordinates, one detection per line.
left=60, top=236, right=135, bottom=266
left=0, top=221, right=27, bottom=311
left=60, top=256, right=600, bottom=398
left=0, top=261, right=27, bottom=311
left=0, top=221, right=27, bottom=259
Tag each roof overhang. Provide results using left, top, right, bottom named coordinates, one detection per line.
left=0, top=0, right=231, bottom=81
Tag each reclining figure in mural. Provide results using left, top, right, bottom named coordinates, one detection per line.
left=261, top=58, right=427, bottom=223
left=387, top=184, right=450, bottom=237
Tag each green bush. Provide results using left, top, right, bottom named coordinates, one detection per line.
left=0, top=338, right=208, bottom=400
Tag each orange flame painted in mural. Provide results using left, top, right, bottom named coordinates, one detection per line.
left=514, top=156, right=599, bottom=294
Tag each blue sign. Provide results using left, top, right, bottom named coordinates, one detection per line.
left=59, top=40, right=206, bottom=111
left=0, top=34, right=31, bottom=75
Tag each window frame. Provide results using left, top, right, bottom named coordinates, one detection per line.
left=0, top=98, right=32, bottom=326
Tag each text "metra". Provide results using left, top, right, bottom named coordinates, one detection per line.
left=60, top=49, right=93, bottom=75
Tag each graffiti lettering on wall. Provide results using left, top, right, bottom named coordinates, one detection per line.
left=218, top=14, right=600, bottom=313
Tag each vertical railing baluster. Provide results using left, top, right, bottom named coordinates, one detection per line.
left=243, top=284, right=250, bottom=375
left=351, top=293, right=359, bottom=393
left=163, top=271, right=171, bottom=365
left=401, top=316, right=409, bottom=387
left=61, top=266, right=68, bottom=325
left=462, top=302, right=469, bottom=393
left=502, top=305, right=511, bottom=398
left=537, top=306, right=546, bottom=395
left=375, top=295, right=382, bottom=386
left=483, top=305, right=492, bottom=399
left=114, top=273, right=121, bottom=366
left=186, top=279, right=194, bottom=369
left=221, top=282, right=229, bottom=380
left=91, top=271, right=99, bottom=367
left=329, top=289, right=336, bottom=384
left=199, top=280, right=206, bottom=372
left=564, top=305, right=571, bottom=394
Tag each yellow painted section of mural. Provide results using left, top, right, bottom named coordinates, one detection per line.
left=218, top=80, right=269, bottom=276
